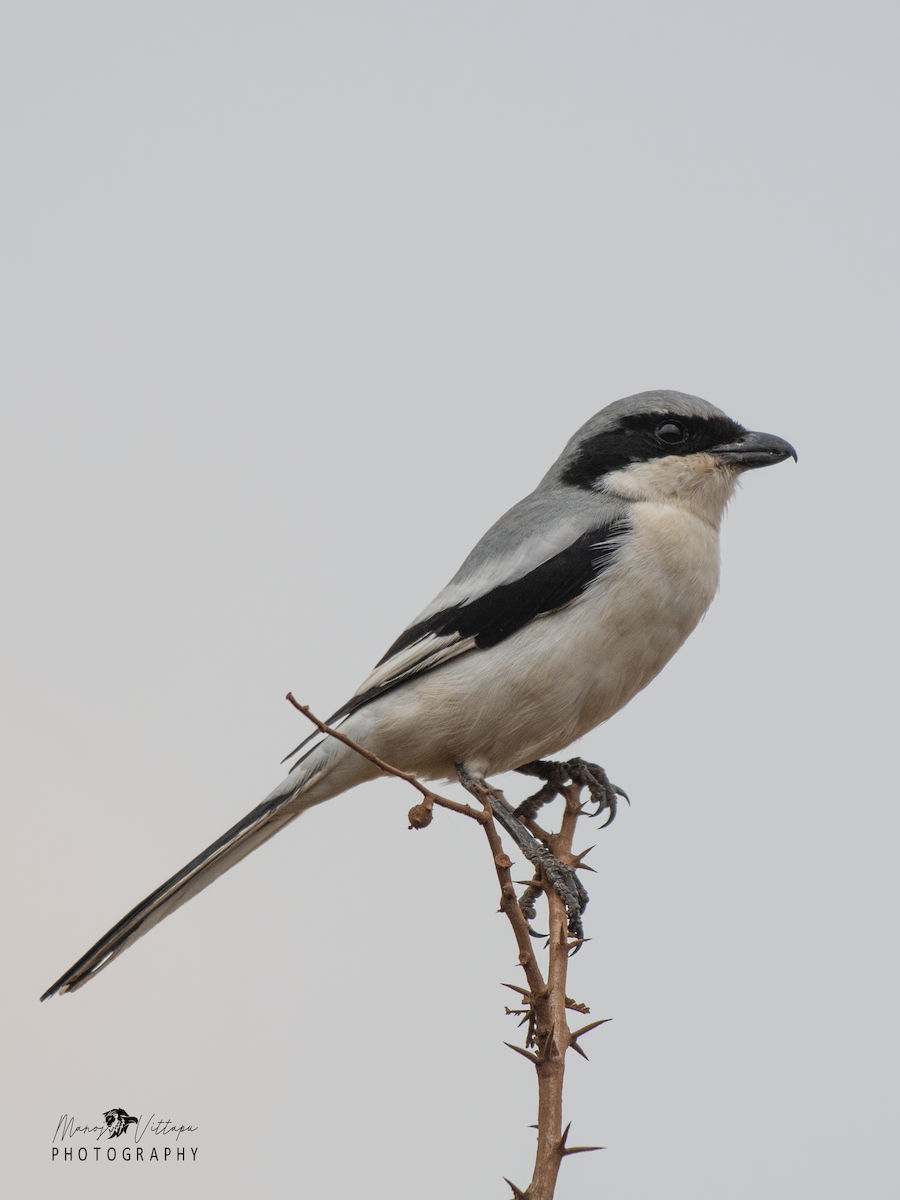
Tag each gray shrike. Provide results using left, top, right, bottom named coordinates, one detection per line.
left=42, top=389, right=796, bottom=999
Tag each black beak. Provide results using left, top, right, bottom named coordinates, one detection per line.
left=712, top=430, right=798, bottom=470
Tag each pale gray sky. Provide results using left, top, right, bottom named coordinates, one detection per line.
left=2, top=3, right=897, bottom=1197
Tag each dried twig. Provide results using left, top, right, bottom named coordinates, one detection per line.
left=285, top=694, right=485, bottom=825
left=288, top=699, right=610, bottom=1199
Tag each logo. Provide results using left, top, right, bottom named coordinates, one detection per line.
left=102, top=1108, right=139, bottom=1138
left=51, top=1107, right=199, bottom=1163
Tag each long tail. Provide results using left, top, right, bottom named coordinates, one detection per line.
left=40, top=731, right=375, bottom=1000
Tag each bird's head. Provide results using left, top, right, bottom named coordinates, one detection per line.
left=551, top=390, right=796, bottom=525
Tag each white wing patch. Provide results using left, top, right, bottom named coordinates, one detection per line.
left=284, top=631, right=479, bottom=767
left=352, top=631, right=477, bottom=698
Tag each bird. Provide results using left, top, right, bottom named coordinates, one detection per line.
left=41, top=389, right=796, bottom=999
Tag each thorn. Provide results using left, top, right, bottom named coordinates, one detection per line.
left=501, top=983, right=532, bottom=1000
left=569, top=1041, right=589, bottom=1061
left=504, top=1041, right=540, bottom=1065
left=527, top=1124, right=538, bottom=1129
left=503, top=1177, right=527, bottom=1200
left=566, top=936, right=592, bottom=956
left=571, top=1017, right=612, bottom=1041
left=558, top=1123, right=603, bottom=1154
left=573, top=845, right=596, bottom=864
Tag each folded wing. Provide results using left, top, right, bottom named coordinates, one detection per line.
left=284, top=514, right=630, bottom=764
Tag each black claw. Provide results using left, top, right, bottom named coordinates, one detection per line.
left=596, top=799, right=616, bottom=828
left=563, top=757, right=630, bottom=826
left=515, top=756, right=629, bottom=828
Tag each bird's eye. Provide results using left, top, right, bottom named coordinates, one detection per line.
left=656, top=421, right=688, bottom=445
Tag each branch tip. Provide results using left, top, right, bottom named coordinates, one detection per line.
left=286, top=698, right=484, bottom=822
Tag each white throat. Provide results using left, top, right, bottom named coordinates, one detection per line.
left=601, top=454, right=740, bottom=528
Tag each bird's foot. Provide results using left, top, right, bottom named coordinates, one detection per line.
left=456, top=763, right=589, bottom=942
left=515, top=757, right=629, bottom=827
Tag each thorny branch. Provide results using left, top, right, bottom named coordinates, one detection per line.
left=289, top=699, right=611, bottom=1200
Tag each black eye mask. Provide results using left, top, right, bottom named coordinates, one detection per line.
left=561, top=412, right=747, bottom=490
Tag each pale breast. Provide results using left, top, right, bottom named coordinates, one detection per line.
left=576, top=500, right=721, bottom=712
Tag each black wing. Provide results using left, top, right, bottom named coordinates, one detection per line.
left=284, top=516, right=629, bottom=764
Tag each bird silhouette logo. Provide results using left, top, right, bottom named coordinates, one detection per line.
left=102, top=1108, right=139, bottom=1138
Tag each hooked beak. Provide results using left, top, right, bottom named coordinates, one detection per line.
left=712, top=430, right=798, bottom=470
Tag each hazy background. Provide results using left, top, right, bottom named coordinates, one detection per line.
left=2, top=2, right=896, bottom=1196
